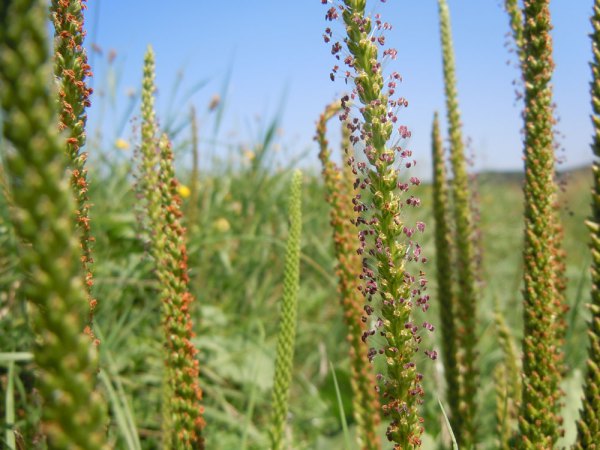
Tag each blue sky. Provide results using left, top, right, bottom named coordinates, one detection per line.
left=83, top=1, right=594, bottom=175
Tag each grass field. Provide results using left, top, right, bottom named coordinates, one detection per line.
left=1, top=144, right=592, bottom=448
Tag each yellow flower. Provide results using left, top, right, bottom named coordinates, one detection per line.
left=177, top=184, right=191, bottom=198
left=212, top=218, right=230, bottom=233
left=243, top=150, right=255, bottom=161
left=115, top=138, right=130, bottom=150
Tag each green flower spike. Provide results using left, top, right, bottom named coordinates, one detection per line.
left=575, top=0, right=600, bottom=447
left=270, top=170, right=302, bottom=450
left=317, top=100, right=381, bottom=450
left=517, top=1, right=565, bottom=447
left=430, top=111, right=460, bottom=437
left=437, top=1, right=480, bottom=444
left=324, top=1, right=433, bottom=447
left=0, top=0, right=108, bottom=447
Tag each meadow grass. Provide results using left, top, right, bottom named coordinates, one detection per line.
left=1, top=148, right=592, bottom=448
left=0, top=0, right=597, bottom=448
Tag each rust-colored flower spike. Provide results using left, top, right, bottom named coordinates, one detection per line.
left=575, top=0, right=600, bottom=447
left=325, top=1, right=432, bottom=447
left=50, top=0, right=97, bottom=339
left=0, top=0, right=108, bottom=447
left=517, top=1, right=565, bottom=447
left=437, top=1, right=479, bottom=445
left=137, top=47, right=204, bottom=449
left=430, top=111, right=460, bottom=434
left=155, top=134, right=205, bottom=449
left=316, top=100, right=381, bottom=450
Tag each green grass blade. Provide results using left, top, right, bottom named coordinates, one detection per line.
left=0, top=353, right=33, bottom=364
left=99, top=369, right=140, bottom=450
left=330, top=362, right=352, bottom=450
left=5, top=361, right=16, bottom=450
left=438, top=397, right=459, bottom=450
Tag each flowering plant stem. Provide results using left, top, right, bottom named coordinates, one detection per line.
left=50, top=0, right=98, bottom=340
left=437, top=1, right=479, bottom=445
left=325, top=1, right=433, bottom=447
left=269, top=170, right=302, bottom=450
left=430, top=111, right=460, bottom=438
left=317, top=100, right=381, bottom=450
left=517, top=1, right=565, bottom=447
left=138, top=46, right=205, bottom=449
left=0, top=0, right=108, bottom=446
left=575, top=0, right=600, bottom=446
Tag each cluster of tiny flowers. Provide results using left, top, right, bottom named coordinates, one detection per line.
left=322, top=1, right=432, bottom=447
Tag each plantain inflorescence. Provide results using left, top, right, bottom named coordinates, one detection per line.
left=323, top=1, right=433, bottom=447
left=0, top=0, right=108, bottom=447
left=269, top=170, right=303, bottom=450
left=517, top=1, right=566, bottom=447
left=575, top=0, right=600, bottom=447
left=137, top=46, right=205, bottom=449
left=50, top=0, right=98, bottom=341
left=430, top=111, right=461, bottom=438
left=317, top=100, right=381, bottom=450
left=437, top=0, right=480, bottom=444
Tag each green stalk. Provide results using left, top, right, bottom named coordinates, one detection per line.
left=430, top=112, right=460, bottom=435
left=269, top=170, right=302, bottom=450
left=517, top=1, right=565, bottom=447
left=137, top=47, right=205, bottom=449
left=574, top=0, right=600, bottom=447
left=50, top=0, right=97, bottom=339
left=493, top=298, right=521, bottom=449
left=317, top=101, right=381, bottom=450
left=437, top=1, right=479, bottom=445
left=0, top=0, right=108, bottom=447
